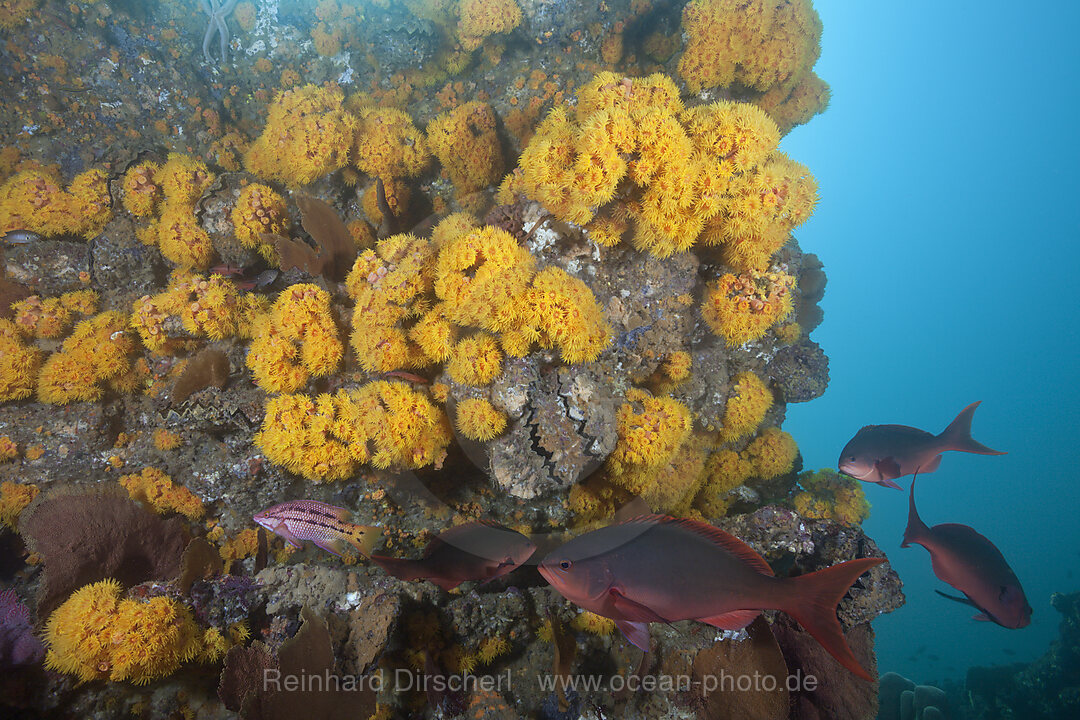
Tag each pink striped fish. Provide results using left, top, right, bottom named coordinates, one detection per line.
left=253, top=500, right=381, bottom=558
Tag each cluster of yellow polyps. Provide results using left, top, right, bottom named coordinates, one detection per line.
left=121, top=154, right=217, bottom=270
left=44, top=579, right=228, bottom=685
left=505, top=71, right=817, bottom=270
left=701, top=270, right=795, bottom=346
left=131, top=271, right=267, bottom=353
left=253, top=382, right=452, bottom=482
left=246, top=283, right=343, bottom=394
left=118, top=467, right=204, bottom=520
left=0, top=167, right=112, bottom=239
left=230, top=183, right=291, bottom=263
left=36, top=312, right=141, bottom=405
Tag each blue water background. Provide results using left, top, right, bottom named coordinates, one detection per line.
left=782, top=2, right=1080, bottom=683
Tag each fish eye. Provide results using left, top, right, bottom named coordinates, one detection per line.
left=848, top=456, right=856, bottom=462
left=559, top=560, right=572, bottom=571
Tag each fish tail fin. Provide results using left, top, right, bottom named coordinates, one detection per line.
left=940, top=401, right=1005, bottom=455
left=346, top=524, right=383, bottom=557
left=783, top=557, right=884, bottom=681
left=901, top=474, right=929, bottom=548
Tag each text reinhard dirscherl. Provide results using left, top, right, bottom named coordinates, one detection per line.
left=263, top=668, right=817, bottom=695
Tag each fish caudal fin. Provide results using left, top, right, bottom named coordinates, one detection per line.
left=901, top=475, right=930, bottom=548
left=783, top=557, right=884, bottom=681
left=346, top=524, right=382, bottom=557
left=939, top=401, right=1005, bottom=455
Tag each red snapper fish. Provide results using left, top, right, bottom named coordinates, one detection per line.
left=838, top=401, right=1004, bottom=490
left=371, top=521, right=537, bottom=591
left=902, top=477, right=1031, bottom=628
left=538, top=515, right=882, bottom=680
left=253, top=500, right=382, bottom=558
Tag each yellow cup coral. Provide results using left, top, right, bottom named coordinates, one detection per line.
left=0, top=480, right=38, bottom=530
left=131, top=271, right=266, bottom=352
left=427, top=101, right=504, bottom=199
left=719, top=371, right=773, bottom=442
left=447, top=333, right=503, bottom=386
left=677, top=0, right=822, bottom=95
left=120, top=160, right=162, bottom=218
left=346, top=233, right=438, bottom=373
left=608, top=388, right=692, bottom=485
left=230, top=183, right=291, bottom=262
left=701, top=270, right=794, bottom=346
left=351, top=104, right=431, bottom=180
left=457, top=0, right=522, bottom=51
left=11, top=290, right=98, bottom=339
left=791, top=468, right=870, bottom=526
left=44, top=579, right=201, bottom=685
left=454, top=397, right=508, bottom=442
left=245, top=84, right=359, bottom=187
left=0, top=168, right=112, bottom=239
left=37, top=312, right=140, bottom=404
left=743, top=427, right=798, bottom=480
left=0, top=318, right=43, bottom=401
left=119, top=467, right=204, bottom=520
left=254, top=382, right=452, bottom=482
left=246, top=283, right=343, bottom=393
left=694, top=448, right=754, bottom=518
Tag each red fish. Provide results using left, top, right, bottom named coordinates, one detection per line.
left=370, top=521, right=536, bottom=591
left=253, top=500, right=381, bottom=558
left=838, top=401, right=1004, bottom=490
left=538, top=515, right=882, bottom=680
left=902, top=477, right=1031, bottom=628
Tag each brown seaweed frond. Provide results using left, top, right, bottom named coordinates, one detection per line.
left=264, top=195, right=357, bottom=282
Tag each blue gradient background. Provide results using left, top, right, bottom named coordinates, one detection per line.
left=780, top=3, right=1080, bottom=682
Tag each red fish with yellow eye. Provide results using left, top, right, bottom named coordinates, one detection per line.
left=539, top=514, right=883, bottom=680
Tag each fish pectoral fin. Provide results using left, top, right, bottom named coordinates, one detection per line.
left=614, top=620, right=651, bottom=652
left=698, top=609, right=760, bottom=631
left=608, top=588, right=670, bottom=624
left=875, top=457, right=902, bottom=481
left=934, top=589, right=977, bottom=607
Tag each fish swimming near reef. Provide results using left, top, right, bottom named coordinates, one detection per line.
left=370, top=521, right=537, bottom=591
left=902, top=476, right=1031, bottom=629
left=253, top=500, right=381, bottom=558
left=538, top=514, right=883, bottom=680
left=838, top=401, right=1004, bottom=489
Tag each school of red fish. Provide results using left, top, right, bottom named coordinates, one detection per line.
left=253, top=400, right=1026, bottom=684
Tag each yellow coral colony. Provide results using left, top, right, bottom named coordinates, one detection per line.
left=37, top=312, right=140, bottom=404
left=719, top=371, right=773, bottom=442
left=607, top=388, right=692, bottom=491
left=0, top=480, right=38, bottom=530
left=508, top=71, right=817, bottom=271
left=454, top=397, right=508, bottom=441
left=246, top=283, right=343, bottom=393
left=119, top=467, right=205, bottom=520
left=701, top=270, right=795, bottom=346
left=44, top=579, right=202, bottom=685
left=346, top=233, right=439, bottom=373
left=245, top=83, right=358, bottom=187
left=131, top=271, right=266, bottom=353
left=230, top=183, right=291, bottom=263
left=457, top=0, right=523, bottom=51
left=0, top=167, right=111, bottom=239
left=254, top=382, right=452, bottom=482
left=0, top=318, right=43, bottom=401
left=792, top=468, right=870, bottom=525
left=427, top=102, right=504, bottom=201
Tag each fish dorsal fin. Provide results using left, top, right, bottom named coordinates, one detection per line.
left=621, top=515, right=774, bottom=577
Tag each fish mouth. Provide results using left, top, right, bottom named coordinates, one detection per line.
left=838, top=463, right=870, bottom=480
